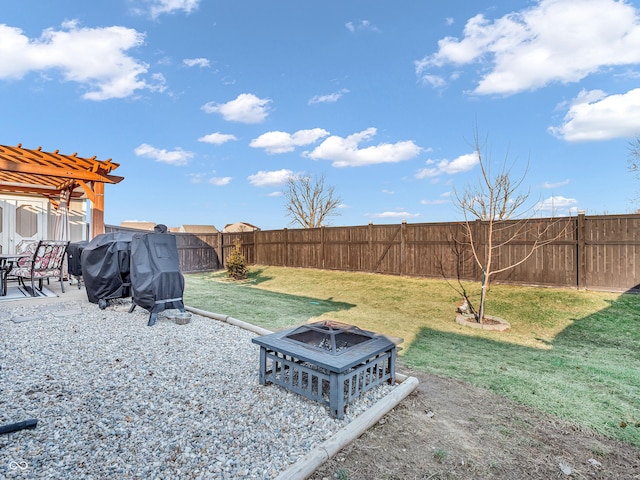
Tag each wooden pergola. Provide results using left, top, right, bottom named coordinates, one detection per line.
left=0, top=144, right=123, bottom=238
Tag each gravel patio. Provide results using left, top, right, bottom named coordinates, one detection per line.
left=0, top=283, right=396, bottom=479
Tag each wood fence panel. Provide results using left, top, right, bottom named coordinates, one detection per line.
left=174, top=233, right=220, bottom=272
left=222, top=232, right=256, bottom=266
left=254, top=230, right=285, bottom=266
left=286, top=228, right=323, bottom=268
left=347, top=226, right=370, bottom=272
left=322, top=226, right=365, bottom=271
left=584, top=215, right=640, bottom=291
left=370, top=224, right=402, bottom=275
left=489, top=217, right=577, bottom=287
left=403, top=222, right=474, bottom=279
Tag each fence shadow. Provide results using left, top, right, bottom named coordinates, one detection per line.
left=183, top=272, right=355, bottom=331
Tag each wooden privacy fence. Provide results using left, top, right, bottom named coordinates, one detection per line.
left=107, top=213, right=640, bottom=292
left=223, top=213, right=640, bottom=293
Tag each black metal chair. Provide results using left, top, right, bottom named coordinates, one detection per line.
left=7, top=240, right=70, bottom=296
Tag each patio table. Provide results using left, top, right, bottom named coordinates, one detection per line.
left=0, top=253, right=28, bottom=296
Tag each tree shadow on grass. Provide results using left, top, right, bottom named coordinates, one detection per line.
left=184, top=272, right=355, bottom=331
left=402, top=294, right=640, bottom=447
left=246, top=267, right=274, bottom=286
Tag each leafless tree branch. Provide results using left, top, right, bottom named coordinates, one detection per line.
left=452, top=128, right=570, bottom=323
left=283, top=173, right=342, bottom=228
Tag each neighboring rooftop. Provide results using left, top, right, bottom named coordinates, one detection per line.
left=177, top=225, right=219, bottom=234
left=223, top=222, right=260, bottom=233
left=119, top=221, right=156, bottom=231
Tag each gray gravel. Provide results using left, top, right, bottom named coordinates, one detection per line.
left=0, top=299, right=394, bottom=479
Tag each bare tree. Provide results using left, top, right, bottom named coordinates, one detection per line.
left=283, top=174, right=342, bottom=228
left=453, top=131, right=569, bottom=324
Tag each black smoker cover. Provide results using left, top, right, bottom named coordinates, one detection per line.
left=130, top=232, right=184, bottom=313
left=81, top=231, right=135, bottom=304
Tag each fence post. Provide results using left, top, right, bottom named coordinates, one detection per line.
left=474, top=219, right=482, bottom=281
left=283, top=228, right=288, bottom=267
left=368, top=221, right=374, bottom=272
left=321, top=226, right=325, bottom=269
left=400, top=220, right=407, bottom=276
left=253, top=230, right=259, bottom=265
left=218, top=232, right=224, bottom=268
left=577, top=212, right=586, bottom=290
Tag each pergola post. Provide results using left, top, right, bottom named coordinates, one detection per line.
left=91, top=182, right=105, bottom=238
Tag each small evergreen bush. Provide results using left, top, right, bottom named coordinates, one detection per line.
left=226, top=239, right=248, bottom=280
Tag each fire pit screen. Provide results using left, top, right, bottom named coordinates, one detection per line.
left=284, top=321, right=375, bottom=355
left=252, top=320, right=398, bottom=419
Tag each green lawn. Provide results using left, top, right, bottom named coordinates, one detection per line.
left=184, top=266, right=640, bottom=447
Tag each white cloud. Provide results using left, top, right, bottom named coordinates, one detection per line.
left=188, top=173, right=206, bottom=184
left=198, top=132, right=237, bottom=145
left=145, top=0, right=200, bottom=19
left=415, top=152, right=478, bottom=178
left=202, top=93, right=271, bottom=124
left=420, top=198, right=450, bottom=205
left=536, top=195, right=579, bottom=215
left=248, top=169, right=294, bottom=187
left=0, top=22, right=161, bottom=100
left=134, top=143, right=194, bottom=166
left=542, top=179, right=570, bottom=189
left=549, top=88, right=640, bottom=141
left=421, top=74, right=447, bottom=89
left=421, top=192, right=452, bottom=205
left=308, top=89, right=350, bottom=104
left=416, top=0, right=640, bottom=96
left=267, top=191, right=283, bottom=197
left=345, top=20, right=380, bottom=33
left=305, top=128, right=422, bottom=167
left=250, top=128, right=330, bottom=154
left=368, top=211, right=421, bottom=219
left=183, top=57, right=210, bottom=68
left=208, top=176, right=232, bottom=186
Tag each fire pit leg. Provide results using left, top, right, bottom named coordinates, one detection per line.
left=388, top=348, right=397, bottom=384
left=258, top=347, right=267, bottom=385
left=329, top=373, right=345, bottom=419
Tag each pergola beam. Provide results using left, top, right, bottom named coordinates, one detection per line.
left=0, top=158, right=123, bottom=184
left=0, top=144, right=123, bottom=239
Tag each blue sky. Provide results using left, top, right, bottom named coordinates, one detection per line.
left=2, top=0, right=640, bottom=230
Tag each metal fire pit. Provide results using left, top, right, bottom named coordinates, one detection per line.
left=251, top=320, right=397, bottom=419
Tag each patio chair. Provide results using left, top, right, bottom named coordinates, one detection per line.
left=7, top=240, right=70, bottom=296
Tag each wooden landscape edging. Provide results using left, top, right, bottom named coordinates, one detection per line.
left=184, top=304, right=419, bottom=480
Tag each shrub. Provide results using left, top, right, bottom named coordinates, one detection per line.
left=226, top=239, right=248, bottom=280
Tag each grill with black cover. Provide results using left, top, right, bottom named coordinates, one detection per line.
left=81, top=231, right=134, bottom=308
left=129, top=231, right=185, bottom=326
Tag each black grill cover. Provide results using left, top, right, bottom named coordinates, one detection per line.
left=130, top=232, right=184, bottom=313
left=67, top=241, right=88, bottom=276
left=81, top=232, right=134, bottom=304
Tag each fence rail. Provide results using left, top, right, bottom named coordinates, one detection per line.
left=107, top=213, right=640, bottom=292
